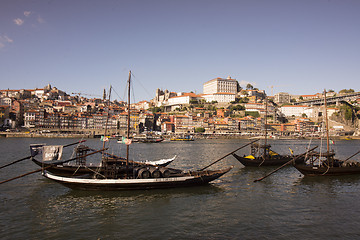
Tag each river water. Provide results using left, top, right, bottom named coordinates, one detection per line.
left=1, top=137, right=360, bottom=240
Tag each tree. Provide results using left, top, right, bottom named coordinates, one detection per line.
left=341, top=105, right=353, bottom=120
left=229, top=105, right=245, bottom=111
left=195, top=127, right=205, bottom=133
left=150, top=106, right=163, bottom=113
left=246, top=84, right=254, bottom=90
left=245, top=111, right=260, bottom=118
left=339, top=89, right=355, bottom=94
left=239, top=97, right=249, bottom=103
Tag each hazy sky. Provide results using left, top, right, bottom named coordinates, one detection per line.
left=1, top=0, right=359, bottom=102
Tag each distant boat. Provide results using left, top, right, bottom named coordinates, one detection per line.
left=170, top=135, right=194, bottom=141
left=118, top=134, right=164, bottom=143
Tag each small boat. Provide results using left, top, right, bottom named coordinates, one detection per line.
left=232, top=143, right=296, bottom=167
left=293, top=90, right=360, bottom=176
left=170, top=135, right=194, bottom=141
left=118, top=134, right=164, bottom=143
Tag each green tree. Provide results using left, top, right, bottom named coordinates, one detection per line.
left=239, top=97, right=249, bottom=103
left=229, top=105, right=245, bottom=111
left=245, top=111, right=260, bottom=118
left=246, top=84, right=254, bottom=90
left=339, top=89, right=355, bottom=94
left=341, top=105, right=353, bottom=120
left=150, top=106, right=164, bottom=113
left=195, top=127, right=205, bottom=133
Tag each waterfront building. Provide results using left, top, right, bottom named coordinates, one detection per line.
left=0, top=105, right=10, bottom=126
left=23, top=109, right=37, bottom=128
left=173, top=115, right=194, bottom=134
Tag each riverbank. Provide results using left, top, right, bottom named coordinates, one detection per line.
left=1, top=131, right=359, bottom=140
left=0, top=132, right=94, bottom=138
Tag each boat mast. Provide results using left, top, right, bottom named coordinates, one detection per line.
left=264, top=94, right=268, bottom=148
left=126, top=71, right=131, bottom=178
left=102, top=86, right=112, bottom=158
left=323, top=89, right=332, bottom=166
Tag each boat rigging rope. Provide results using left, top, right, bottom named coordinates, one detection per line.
left=84, top=165, right=106, bottom=179
left=72, top=165, right=82, bottom=176
left=70, top=136, right=86, bottom=159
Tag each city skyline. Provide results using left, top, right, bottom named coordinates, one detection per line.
left=1, top=0, right=359, bottom=102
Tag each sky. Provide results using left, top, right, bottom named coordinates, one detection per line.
left=1, top=0, right=360, bottom=102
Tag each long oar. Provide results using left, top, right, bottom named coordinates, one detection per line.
left=0, top=147, right=106, bottom=185
left=199, top=139, right=259, bottom=171
left=0, top=140, right=86, bottom=170
left=344, top=150, right=360, bottom=161
left=254, top=146, right=318, bottom=182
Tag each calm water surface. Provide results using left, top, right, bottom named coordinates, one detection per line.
left=1, top=138, right=360, bottom=239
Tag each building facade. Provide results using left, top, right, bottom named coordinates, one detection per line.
left=274, top=92, right=290, bottom=104
left=203, top=76, right=238, bottom=95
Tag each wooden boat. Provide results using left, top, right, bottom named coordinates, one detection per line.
left=293, top=90, right=360, bottom=176
left=43, top=166, right=233, bottom=190
left=293, top=151, right=360, bottom=176
left=40, top=71, right=232, bottom=190
left=232, top=143, right=296, bottom=167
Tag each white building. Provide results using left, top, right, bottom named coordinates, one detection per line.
left=167, top=93, right=200, bottom=105
left=201, top=92, right=236, bottom=103
left=23, top=110, right=37, bottom=128
left=203, top=76, right=238, bottom=95
left=0, top=97, right=12, bottom=106
left=32, top=89, right=45, bottom=99
left=280, top=105, right=309, bottom=117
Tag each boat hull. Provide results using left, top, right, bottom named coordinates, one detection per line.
left=232, top=153, right=295, bottom=167
left=43, top=167, right=232, bottom=191
left=293, top=164, right=360, bottom=176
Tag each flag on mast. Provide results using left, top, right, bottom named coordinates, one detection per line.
left=121, top=136, right=132, bottom=145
